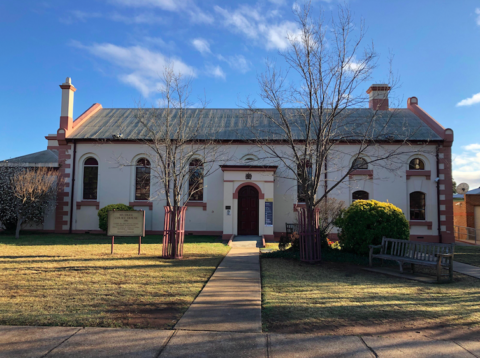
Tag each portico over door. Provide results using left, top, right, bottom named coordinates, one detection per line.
left=238, top=185, right=259, bottom=235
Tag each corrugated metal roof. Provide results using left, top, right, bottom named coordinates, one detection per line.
left=68, top=108, right=443, bottom=141
left=0, top=149, right=58, bottom=166
left=467, top=187, right=480, bottom=195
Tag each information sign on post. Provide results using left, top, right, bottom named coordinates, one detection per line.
left=107, top=210, right=145, bottom=254
left=265, top=199, right=273, bottom=227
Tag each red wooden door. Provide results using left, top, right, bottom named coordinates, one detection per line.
left=238, top=185, right=259, bottom=236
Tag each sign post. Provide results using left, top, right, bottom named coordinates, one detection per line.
left=107, top=210, right=146, bottom=254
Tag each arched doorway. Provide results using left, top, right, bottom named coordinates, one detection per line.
left=238, top=185, right=259, bottom=235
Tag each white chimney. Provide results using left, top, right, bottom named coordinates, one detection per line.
left=59, top=77, right=76, bottom=132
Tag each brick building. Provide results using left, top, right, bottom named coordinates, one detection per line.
left=453, top=187, right=480, bottom=241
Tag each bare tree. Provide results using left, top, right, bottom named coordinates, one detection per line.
left=244, top=3, right=426, bottom=260
left=0, top=166, right=61, bottom=238
left=132, top=66, right=227, bottom=258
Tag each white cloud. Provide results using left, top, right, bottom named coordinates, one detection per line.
left=71, top=41, right=195, bottom=96
left=206, top=65, right=226, bottom=80
left=109, top=0, right=213, bottom=24
left=191, top=38, right=251, bottom=74
left=456, top=92, right=480, bottom=107
left=345, top=57, right=365, bottom=72
left=192, top=38, right=211, bottom=55
left=453, top=143, right=480, bottom=189
left=61, top=9, right=162, bottom=25
left=217, top=54, right=251, bottom=73
left=476, top=8, right=480, bottom=26
left=463, top=143, right=480, bottom=152
left=109, top=12, right=163, bottom=24
left=214, top=5, right=301, bottom=50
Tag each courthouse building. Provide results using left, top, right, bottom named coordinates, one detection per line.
left=2, top=78, right=455, bottom=243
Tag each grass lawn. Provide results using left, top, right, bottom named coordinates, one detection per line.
left=454, top=244, right=480, bottom=267
left=0, top=233, right=229, bottom=329
left=261, top=252, right=480, bottom=336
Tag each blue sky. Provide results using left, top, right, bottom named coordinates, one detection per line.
left=1, top=0, right=480, bottom=188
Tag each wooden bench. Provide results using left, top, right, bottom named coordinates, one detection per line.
left=369, top=237, right=455, bottom=282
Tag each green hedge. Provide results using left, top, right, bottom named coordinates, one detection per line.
left=97, top=204, right=134, bottom=232
left=335, top=200, right=409, bottom=256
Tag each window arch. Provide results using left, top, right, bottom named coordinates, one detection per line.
left=352, top=157, right=368, bottom=169
left=297, top=160, right=312, bottom=203
left=83, top=157, right=98, bottom=200
left=352, top=190, right=369, bottom=201
left=410, top=191, right=426, bottom=220
left=409, top=158, right=425, bottom=170
left=135, top=158, right=151, bottom=200
left=189, top=159, right=204, bottom=201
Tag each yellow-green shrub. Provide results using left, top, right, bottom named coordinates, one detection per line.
left=335, top=200, right=409, bottom=255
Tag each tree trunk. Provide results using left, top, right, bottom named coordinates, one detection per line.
left=15, top=216, right=23, bottom=239
left=298, top=205, right=321, bottom=263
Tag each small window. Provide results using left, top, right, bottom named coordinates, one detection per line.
left=135, top=158, right=151, bottom=200
left=297, top=160, right=312, bottom=203
left=352, top=157, right=368, bottom=169
left=409, top=158, right=425, bottom=170
left=189, top=159, right=204, bottom=201
left=83, top=157, right=98, bottom=200
left=352, top=190, right=369, bottom=201
left=410, top=191, right=426, bottom=220
left=245, top=158, right=254, bottom=162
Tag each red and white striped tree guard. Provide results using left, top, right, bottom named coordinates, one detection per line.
left=162, top=206, right=187, bottom=259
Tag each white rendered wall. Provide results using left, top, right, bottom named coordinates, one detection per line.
left=68, top=142, right=440, bottom=238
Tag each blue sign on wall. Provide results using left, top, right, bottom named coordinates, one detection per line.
left=265, top=201, right=273, bottom=226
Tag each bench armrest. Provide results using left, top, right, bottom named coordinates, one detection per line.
left=369, top=245, right=383, bottom=249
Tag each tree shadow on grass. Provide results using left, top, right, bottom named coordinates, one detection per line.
left=261, top=258, right=480, bottom=337
left=0, top=253, right=227, bottom=265
left=0, top=234, right=221, bottom=246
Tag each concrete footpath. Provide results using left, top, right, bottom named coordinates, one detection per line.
left=1, top=325, right=480, bottom=358
left=453, top=261, right=480, bottom=279
left=174, top=235, right=262, bottom=333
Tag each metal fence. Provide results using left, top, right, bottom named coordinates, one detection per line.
left=454, top=225, right=479, bottom=245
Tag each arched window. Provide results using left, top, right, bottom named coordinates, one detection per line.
left=352, top=190, right=369, bottom=201
left=409, top=158, right=425, bottom=170
left=297, top=160, right=312, bottom=203
left=83, top=157, right=98, bottom=200
left=410, top=191, right=426, bottom=220
left=189, top=159, right=204, bottom=201
left=352, top=157, right=368, bottom=169
left=135, top=158, right=151, bottom=200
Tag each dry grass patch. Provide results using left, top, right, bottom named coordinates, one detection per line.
left=0, top=234, right=229, bottom=329
left=261, top=257, right=480, bottom=337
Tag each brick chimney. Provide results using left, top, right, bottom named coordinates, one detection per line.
left=59, top=77, right=76, bottom=133
left=367, top=84, right=390, bottom=110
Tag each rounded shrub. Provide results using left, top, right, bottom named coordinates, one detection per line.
left=334, top=200, right=409, bottom=256
left=97, top=204, right=134, bottom=232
